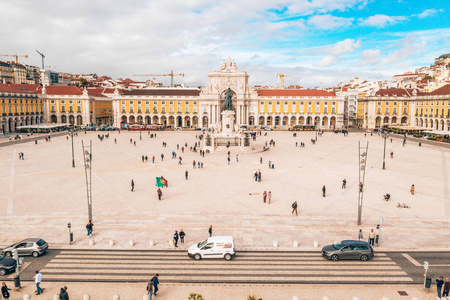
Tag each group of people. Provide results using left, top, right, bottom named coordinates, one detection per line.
left=358, top=228, right=377, bottom=245
left=18, top=152, right=25, bottom=160
left=262, top=191, right=272, bottom=204
left=295, top=142, right=306, bottom=147
left=172, top=229, right=186, bottom=247
left=192, top=160, right=204, bottom=168
left=253, top=170, right=262, bottom=182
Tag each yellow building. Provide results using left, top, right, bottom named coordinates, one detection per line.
left=413, top=85, right=450, bottom=130
left=0, top=84, right=44, bottom=133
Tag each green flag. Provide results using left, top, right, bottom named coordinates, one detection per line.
left=156, top=177, right=165, bottom=187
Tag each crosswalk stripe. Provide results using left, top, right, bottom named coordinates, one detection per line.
left=41, top=274, right=414, bottom=282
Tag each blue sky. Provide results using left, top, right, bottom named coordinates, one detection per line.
left=1, top=0, right=449, bottom=87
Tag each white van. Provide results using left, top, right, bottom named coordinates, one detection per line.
left=188, top=236, right=235, bottom=261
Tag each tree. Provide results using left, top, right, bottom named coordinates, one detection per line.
left=79, top=77, right=89, bottom=88
left=247, top=295, right=257, bottom=300
left=188, top=293, right=204, bottom=300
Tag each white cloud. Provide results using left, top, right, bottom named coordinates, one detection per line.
left=382, top=38, right=427, bottom=65
left=357, top=49, right=381, bottom=66
left=307, top=14, right=354, bottom=29
left=322, top=39, right=361, bottom=55
left=358, top=14, right=407, bottom=27
left=288, top=0, right=369, bottom=15
left=416, top=9, right=441, bottom=18
left=319, top=55, right=338, bottom=66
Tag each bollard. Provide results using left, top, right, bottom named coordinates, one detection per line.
left=293, top=296, right=299, bottom=300
left=381, top=297, right=389, bottom=300
left=314, top=241, right=319, bottom=248
left=273, top=241, right=278, bottom=247
left=23, top=295, right=31, bottom=300
left=411, top=298, right=419, bottom=300
left=323, top=297, right=330, bottom=300
left=83, top=295, right=91, bottom=300
left=109, top=239, right=115, bottom=246
left=113, top=294, right=121, bottom=300
left=54, top=295, right=59, bottom=300
left=89, top=239, right=95, bottom=246
left=168, top=240, right=174, bottom=247
left=129, top=240, right=134, bottom=247
left=293, top=241, right=299, bottom=247
left=352, top=297, right=360, bottom=300
left=149, top=240, right=154, bottom=247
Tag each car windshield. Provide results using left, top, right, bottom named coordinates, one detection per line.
left=333, top=243, right=345, bottom=250
left=37, top=239, right=46, bottom=246
left=197, top=239, right=208, bottom=248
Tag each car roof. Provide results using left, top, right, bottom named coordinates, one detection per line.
left=341, top=240, right=370, bottom=245
left=207, top=236, right=234, bottom=243
left=19, top=238, right=43, bottom=243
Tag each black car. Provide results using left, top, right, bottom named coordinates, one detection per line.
left=0, top=254, right=17, bottom=276
left=322, top=240, right=374, bottom=261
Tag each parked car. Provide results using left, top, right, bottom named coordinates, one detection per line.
left=0, top=254, right=16, bottom=276
left=188, top=236, right=235, bottom=261
left=2, top=238, right=48, bottom=258
left=322, top=240, right=374, bottom=261
left=261, top=126, right=273, bottom=131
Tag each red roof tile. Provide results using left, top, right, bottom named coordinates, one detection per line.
left=123, top=89, right=200, bottom=96
left=428, top=84, right=450, bottom=95
left=6, top=84, right=40, bottom=92
left=374, top=89, right=423, bottom=97
left=0, top=84, right=32, bottom=93
left=257, top=89, right=335, bottom=97
left=34, top=86, right=83, bottom=95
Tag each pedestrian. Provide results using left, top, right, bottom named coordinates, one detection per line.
left=292, top=201, right=298, bottom=216
left=142, top=155, right=145, bottom=162
left=342, top=179, right=347, bottom=189
left=145, top=155, right=148, bottom=162
left=59, top=286, right=69, bottom=300
left=177, top=144, right=179, bottom=150
left=179, top=157, right=182, bottom=165
left=390, top=151, right=393, bottom=158
left=358, top=229, right=363, bottom=241
left=403, top=139, right=406, bottom=146
left=201, top=162, right=203, bottom=168
left=114, top=138, right=116, bottom=144
left=157, top=188, right=162, bottom=200
left=436, top=276, right=444, bottom=299
left=368, top=229, right=375, bottom=246
left=260, top=157, right=263, bottom=164
left=193, top=160, right=196, bottom=168
left=208, top=225, right=213, bottom=237
left=263, top=191, right=267, bottom=203
left=322, top=185, right=326, bottom=197
left=410, top=184, right=415, bottom=195
left=1, top=282, right=11, bottom=300
left=152, top=156, right=155, bottom=163
left=173, top=230, right=179, bottom=247
left=146, top=281, right=154, bottom=300
left=197, top=161, right=200, bottom=168
left=161, top=154, right=164, bottom=161
left=295, top=142, right=298, bottom=147
left=359, top=182, right=363, bottom=193
left=134, top=141, right=136, bottom=146
left=86, top=220, right=93, bottom=237
left=258, top=170, right=261, bottom=182
left=179, top=229, right=186, bottom=244
left=182, top=146, right=184, bottom=153
left=131, top=179, right=135, bottom=192
left=34, top=270, right=43, bottom=295
left=185, top=170, right=188, bottom=180
left=254, top=170, right=258, bottom=181
left=152, top=274, right=159, bottom=296
left=443, top=277, right=450, bottom=298
left=236, top=154, right=239, bottom=162
left=268, top=191, right=272, bottom=204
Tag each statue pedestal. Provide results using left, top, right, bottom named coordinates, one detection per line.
left=221, top=110, right=235, bottom=135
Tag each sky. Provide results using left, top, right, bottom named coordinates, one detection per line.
left=1, top=0, right=449, bottom=88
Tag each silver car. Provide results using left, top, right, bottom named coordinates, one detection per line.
left=2, top=238, right=48, bottom=257
left=322, top=240, right=374, bottom=261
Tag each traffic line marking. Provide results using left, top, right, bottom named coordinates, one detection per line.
left=402, top=253, right=421, bottom=266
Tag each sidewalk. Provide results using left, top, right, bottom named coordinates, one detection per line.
left=8, top=282, right=431, bottom=299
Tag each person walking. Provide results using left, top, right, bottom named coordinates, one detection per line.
left=208, top=225, right=213, bottom=237
left=131, top=179, right=135, bottom=192
left=157, top=188, right=162, bottom=200
left=152, top=274, right=159, bottom=296
left=368, top=229, right=375, bottom=246
left=359, top=182, right=363, bottom=193
left=193, top=160, right=196, bottom=169
left=443, top=277, right=450, bottom=298
left=34, top=270, right=43, bottom=295
left=268, top=191, right=272, bottom=204
left=410, top=184, right=415, bottom=195
left=59, top=286, right=69, bottom=300
left=292, top=201, right=298, bottom=216
left=258, top=170, right=261, bottom=182
left=342, top=179, right=347, bottom=189
left=254, top=170, right=258, bottom=181
left=236, top=154, right=239, bottom=162
left=227, top=156, right=230, bottom=165
left=322, top=185, right=326, bottom=197
left=179, top=229, right=186, bottom=244
left=260, top=157, right=263, bottom=164
left=1, top=282, right=11, bottom=300
left=173, top=230, right=179, bottom=247
left=152, top=156, right=155, bottom=163
left=390, top=151, right=393, bottom=158
left=436, top=276, right=444, bottom=299
left=146, top=281, right=154, bottom=300
left=263, top=191, right=267, bottom=203
left=185, top=170, right=188, bottom=180
left=358, top=229, right=363, bottom=241
left=86, top=220, right=93, bottom=237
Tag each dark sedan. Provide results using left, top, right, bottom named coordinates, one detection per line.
left=322, top=240, right=374, bottom=261
left=0, top=254, right=17, bottom=276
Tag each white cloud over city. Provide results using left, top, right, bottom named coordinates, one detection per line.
left=0, top=0, right=449, bottom=88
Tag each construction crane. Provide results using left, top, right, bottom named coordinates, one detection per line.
left=0, top=53, right=29, bottom=64
left=36, top=50, right=45, bottom=69
left=134, top=70, right=184, bottom=87
left=275, top=72, right=300, bottom=89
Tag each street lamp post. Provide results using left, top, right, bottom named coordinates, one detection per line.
left=382, top=131, right=388, bottom=170
left=140, top=121, right=142, bottom=140
left=70, top=127, right=75, bottom=168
